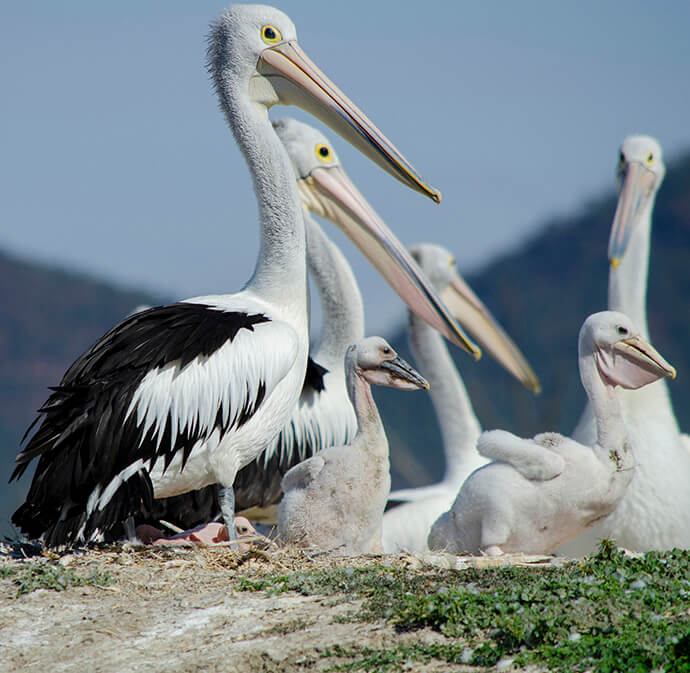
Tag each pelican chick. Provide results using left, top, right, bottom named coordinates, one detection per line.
left=278, top=337, right=428, bottom=554
left=428, top=311, right=675, bottom=556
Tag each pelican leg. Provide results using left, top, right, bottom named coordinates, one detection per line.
left=217, top=485, right=238, bottom=541
left=124, top=516, right=137, bottom=542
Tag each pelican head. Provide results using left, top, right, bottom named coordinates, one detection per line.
left=273, top=117, right=479, bottom=356
left=581, top=311, right=675, bottom=390
left=347, top=337, right=429, bottom=391
left=410, top=243, right=541, bottom=392
left=208, top=5, right=440, bottom=203
left=608, top=135, right=665, bottom=268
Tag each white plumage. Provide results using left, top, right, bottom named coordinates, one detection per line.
left=563, top=136, right=690, bottom=554
left=428, top=311, right=675, bottom=556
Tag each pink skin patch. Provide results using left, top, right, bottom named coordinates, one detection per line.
left=135, top=516, right=256, bottom=548
left=595, top=340, right=673, bottom=390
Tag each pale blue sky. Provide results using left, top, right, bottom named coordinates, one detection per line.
left=1, top=1, right=689, bottom=335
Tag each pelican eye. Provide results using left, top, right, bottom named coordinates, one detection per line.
left=645, top=152, right=654, bottom=165
left=261, top=25, right=282, bottom=44
left=448, top=256, right=456, bottom=267
left=617, top=326, right=629, bottom=336
left=315, top=143, right=333, bottom=162
left=619, top=151, right=625, bottom=164
left=382, top=346, right=391, bottom=355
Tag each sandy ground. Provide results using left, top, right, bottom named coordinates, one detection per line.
left=0, top=543, right=556, bottom=673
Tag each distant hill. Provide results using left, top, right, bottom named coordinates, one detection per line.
left=380, top=150, right=690, bottom=489
left=0, top=252, right=164, bottom=535
left=1, top=151, right=689, bottom=535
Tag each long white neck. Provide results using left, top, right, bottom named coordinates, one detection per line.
left=408, top=311, right=481, bottom=481
left=578, top=346, right=630, bottom=467
left=606, top=191, right=680, bottom=432
left=305, top=213, right=365, bottom=365
left=213, top=73, right=307, bottom=309
left=608, top=200, right=654, bottom=340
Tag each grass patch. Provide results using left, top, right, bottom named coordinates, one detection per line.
left=321, top=643, right=471, bottom=672
left=393, top=542, right=690, bottom=672
left=1, top=561, right=112, bottom=596
left=238, top=542, right=690, bottom=672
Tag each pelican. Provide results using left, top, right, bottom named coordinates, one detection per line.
left=563, top=136, right=690, bottom=553
left=278, top=337, right=429, bottom=554
left=382, top=243, right=540, bottom=552
left=142, top=119, right=365, bottom=531
left=428, top=311, right=676, bottom=556
left=10, top=5, right=472, bottom=547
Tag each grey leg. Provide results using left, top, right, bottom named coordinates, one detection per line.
left=124, top=516, right=137, bottom=542
left=217, top=485, right=238, bottom=541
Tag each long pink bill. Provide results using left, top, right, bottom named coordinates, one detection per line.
left=299, top=166, right=479, bottom=357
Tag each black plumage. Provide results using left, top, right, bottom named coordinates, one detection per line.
left=11, top=303, right=270, bottom=547
left=303, top=357, right=327, bottom=393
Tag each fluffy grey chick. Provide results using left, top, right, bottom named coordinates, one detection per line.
left=278, top=336, right=429, bottom=554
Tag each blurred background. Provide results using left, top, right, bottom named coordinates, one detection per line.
left=2, top=1, right=690, bottom=536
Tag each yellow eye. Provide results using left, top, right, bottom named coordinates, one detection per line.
left=645, top=152, right=654, bottom=165
left=448, top=256, right=456, bottom=267
left=315, top=143, right=333, bottom=163
left=261, top=25, right=282, bottom=44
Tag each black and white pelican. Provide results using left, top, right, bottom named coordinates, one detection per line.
left=428, top=311, right=676, bottom=556
left=10, top=5, right=474, bottom=547
left=278, top=336, right=429, bottom=554
left=564, top=136, right=690, bottom=553
left=143, top=119, right=366, bottom=530
left=382, top=243, right=540, bottom=552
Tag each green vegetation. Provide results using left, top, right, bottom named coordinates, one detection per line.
left=238, top=543, right=690, bottom=672
left=0, top=561, right=112, bottom=596
left=321, top=643, right=471, bottom=671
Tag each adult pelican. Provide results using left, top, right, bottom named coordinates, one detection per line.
left=562, top=136, right=690, bottom=553
left=143, top=119, right=365, bottom=530
left=10, top=5, right=474, bottom=547
left=382, top=243, right=540, bottom=552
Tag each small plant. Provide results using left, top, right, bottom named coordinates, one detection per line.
left=1, top=561, right=112, bottom=597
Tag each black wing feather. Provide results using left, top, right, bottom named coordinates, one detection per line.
left=11, top=303, right=270, bottom=546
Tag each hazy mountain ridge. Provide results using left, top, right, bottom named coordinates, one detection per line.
left=382, top=151, right=690, bottom=488
left=1, top=151, right=689, bottom=530
left=0, top=251, right=165, bottom=532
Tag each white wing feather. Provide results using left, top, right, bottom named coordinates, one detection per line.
left=477, top=429, right=565, bottom=481
left=126, top=318, right=299, bottom=451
